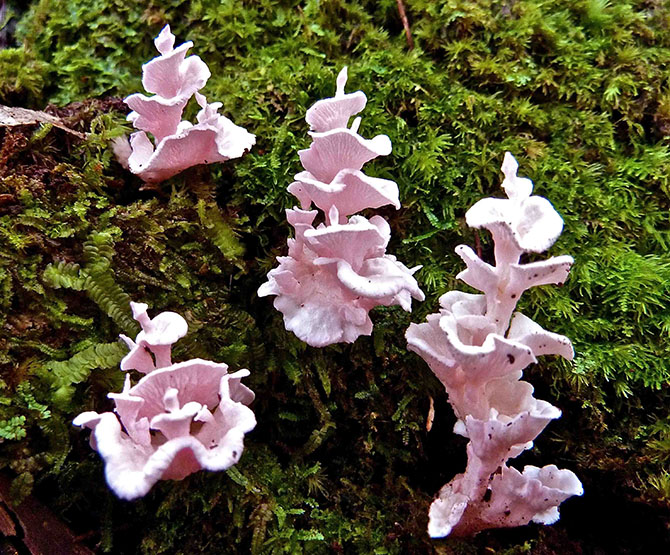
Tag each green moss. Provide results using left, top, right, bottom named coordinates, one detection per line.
left=1, top=0, right=669, bottom=552
left=0, top=47, right=49, bottom=106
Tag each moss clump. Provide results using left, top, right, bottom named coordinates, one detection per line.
left=1, top=0, right=669, bottom=552
left=0, top=48, right=49, bottom=106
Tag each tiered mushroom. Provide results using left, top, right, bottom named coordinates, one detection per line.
left=406, top=153, right=582, bottom=537
left=74, top=302, right=256, bottom=500
left=114, top=25, right=255, bottom=183
left=259, top=68, right=424, bottom=347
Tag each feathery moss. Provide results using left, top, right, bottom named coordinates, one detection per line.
left=1, top=0, right=669, bottom=552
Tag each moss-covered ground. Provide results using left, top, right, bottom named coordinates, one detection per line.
left=1, top=0, right=669, bottom=552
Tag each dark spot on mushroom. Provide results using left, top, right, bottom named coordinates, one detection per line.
left=504, top=509, right=511, bottom=517
left=506, top=422, right=512, bottom=427
left=233, top=450, right=238, bottom=457
left=483, top=489, right=492, bottom=502
left=533, top=274, right=538, bottom=278
left=507, top=354, right=515, bottom=364
left=488, top=433, right=492, bottom=439
left=511, top=294, right=516, bottom=299
left=301, top=304, right=305, bottom=307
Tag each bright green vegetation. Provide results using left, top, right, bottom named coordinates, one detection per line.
left=1, top=0, right=669, bottom=552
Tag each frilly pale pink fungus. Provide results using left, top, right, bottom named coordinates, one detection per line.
left=118, top=301, right=187, bottom=373
left=406, top=153, right=582, bottom=538
left=116, top=25, right=255, bottom=183
left=73, top=302, right=256, bottom=500
left=259, top=68, right=423, bottom=347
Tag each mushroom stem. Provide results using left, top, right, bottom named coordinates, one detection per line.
left=152, top=345, right=172, bottom=368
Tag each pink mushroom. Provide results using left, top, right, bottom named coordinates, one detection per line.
left=74, top=301, right=256, bottom=499
left=117, top=25, right=255, bottom=183
left=119, top=301, right=188, bottom=373
left=405, top=153, right=581, bottom=538
left=74, top=360, right=255, bottom=500
left=259, top=207, right=423, bottom=347
left=259, top=67, right=423, bottom=346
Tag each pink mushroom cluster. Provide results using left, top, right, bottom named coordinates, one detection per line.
left=406, top=153, right=582, bottom=537
left=74, top=302, right=256, bottom=500
left=259, top=68, right=424, bottom=347
left=114, top=25, right=255, bottom=183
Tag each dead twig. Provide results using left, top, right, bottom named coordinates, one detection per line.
left=396, top=0, right=414, bottom=50
left=0, top=105, right=87, bottom=139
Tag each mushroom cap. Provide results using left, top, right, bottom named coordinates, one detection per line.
left=465, top=153, right=564, bottom=253
left=125, top=93, right=188, bottom=143
left=137, top=310, right=188, bottom=346
left=73, top=360, right=256, bottom=500
left=141, top=25, right=210, bottom=99
left=298, top=128, right=391, bottom=184
left=466, top=195, right=564, bottom=253
left=127, top=112, right=256, bottom=183
left=288, top=168, right=399, bottom=216
left=305, top=67, right=367, bottom=133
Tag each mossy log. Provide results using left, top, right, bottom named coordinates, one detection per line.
left=0, top=0, right=669, bottom=552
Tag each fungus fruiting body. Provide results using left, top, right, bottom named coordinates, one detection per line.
left=406, top=153, right=582, bottom=537
left=116, top=25, right=255, bottom=183
left=259, top=68, right=424, bottom=347
left=74, top=302, right=256, bottom=500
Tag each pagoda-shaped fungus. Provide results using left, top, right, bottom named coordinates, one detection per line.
left=406, top=153, right=582, bottom=538
left=74, top=302, right=256, bottom=500
left=117, top=25, right=255, bottom=183
left=259, top=68, right=423, bottom=347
